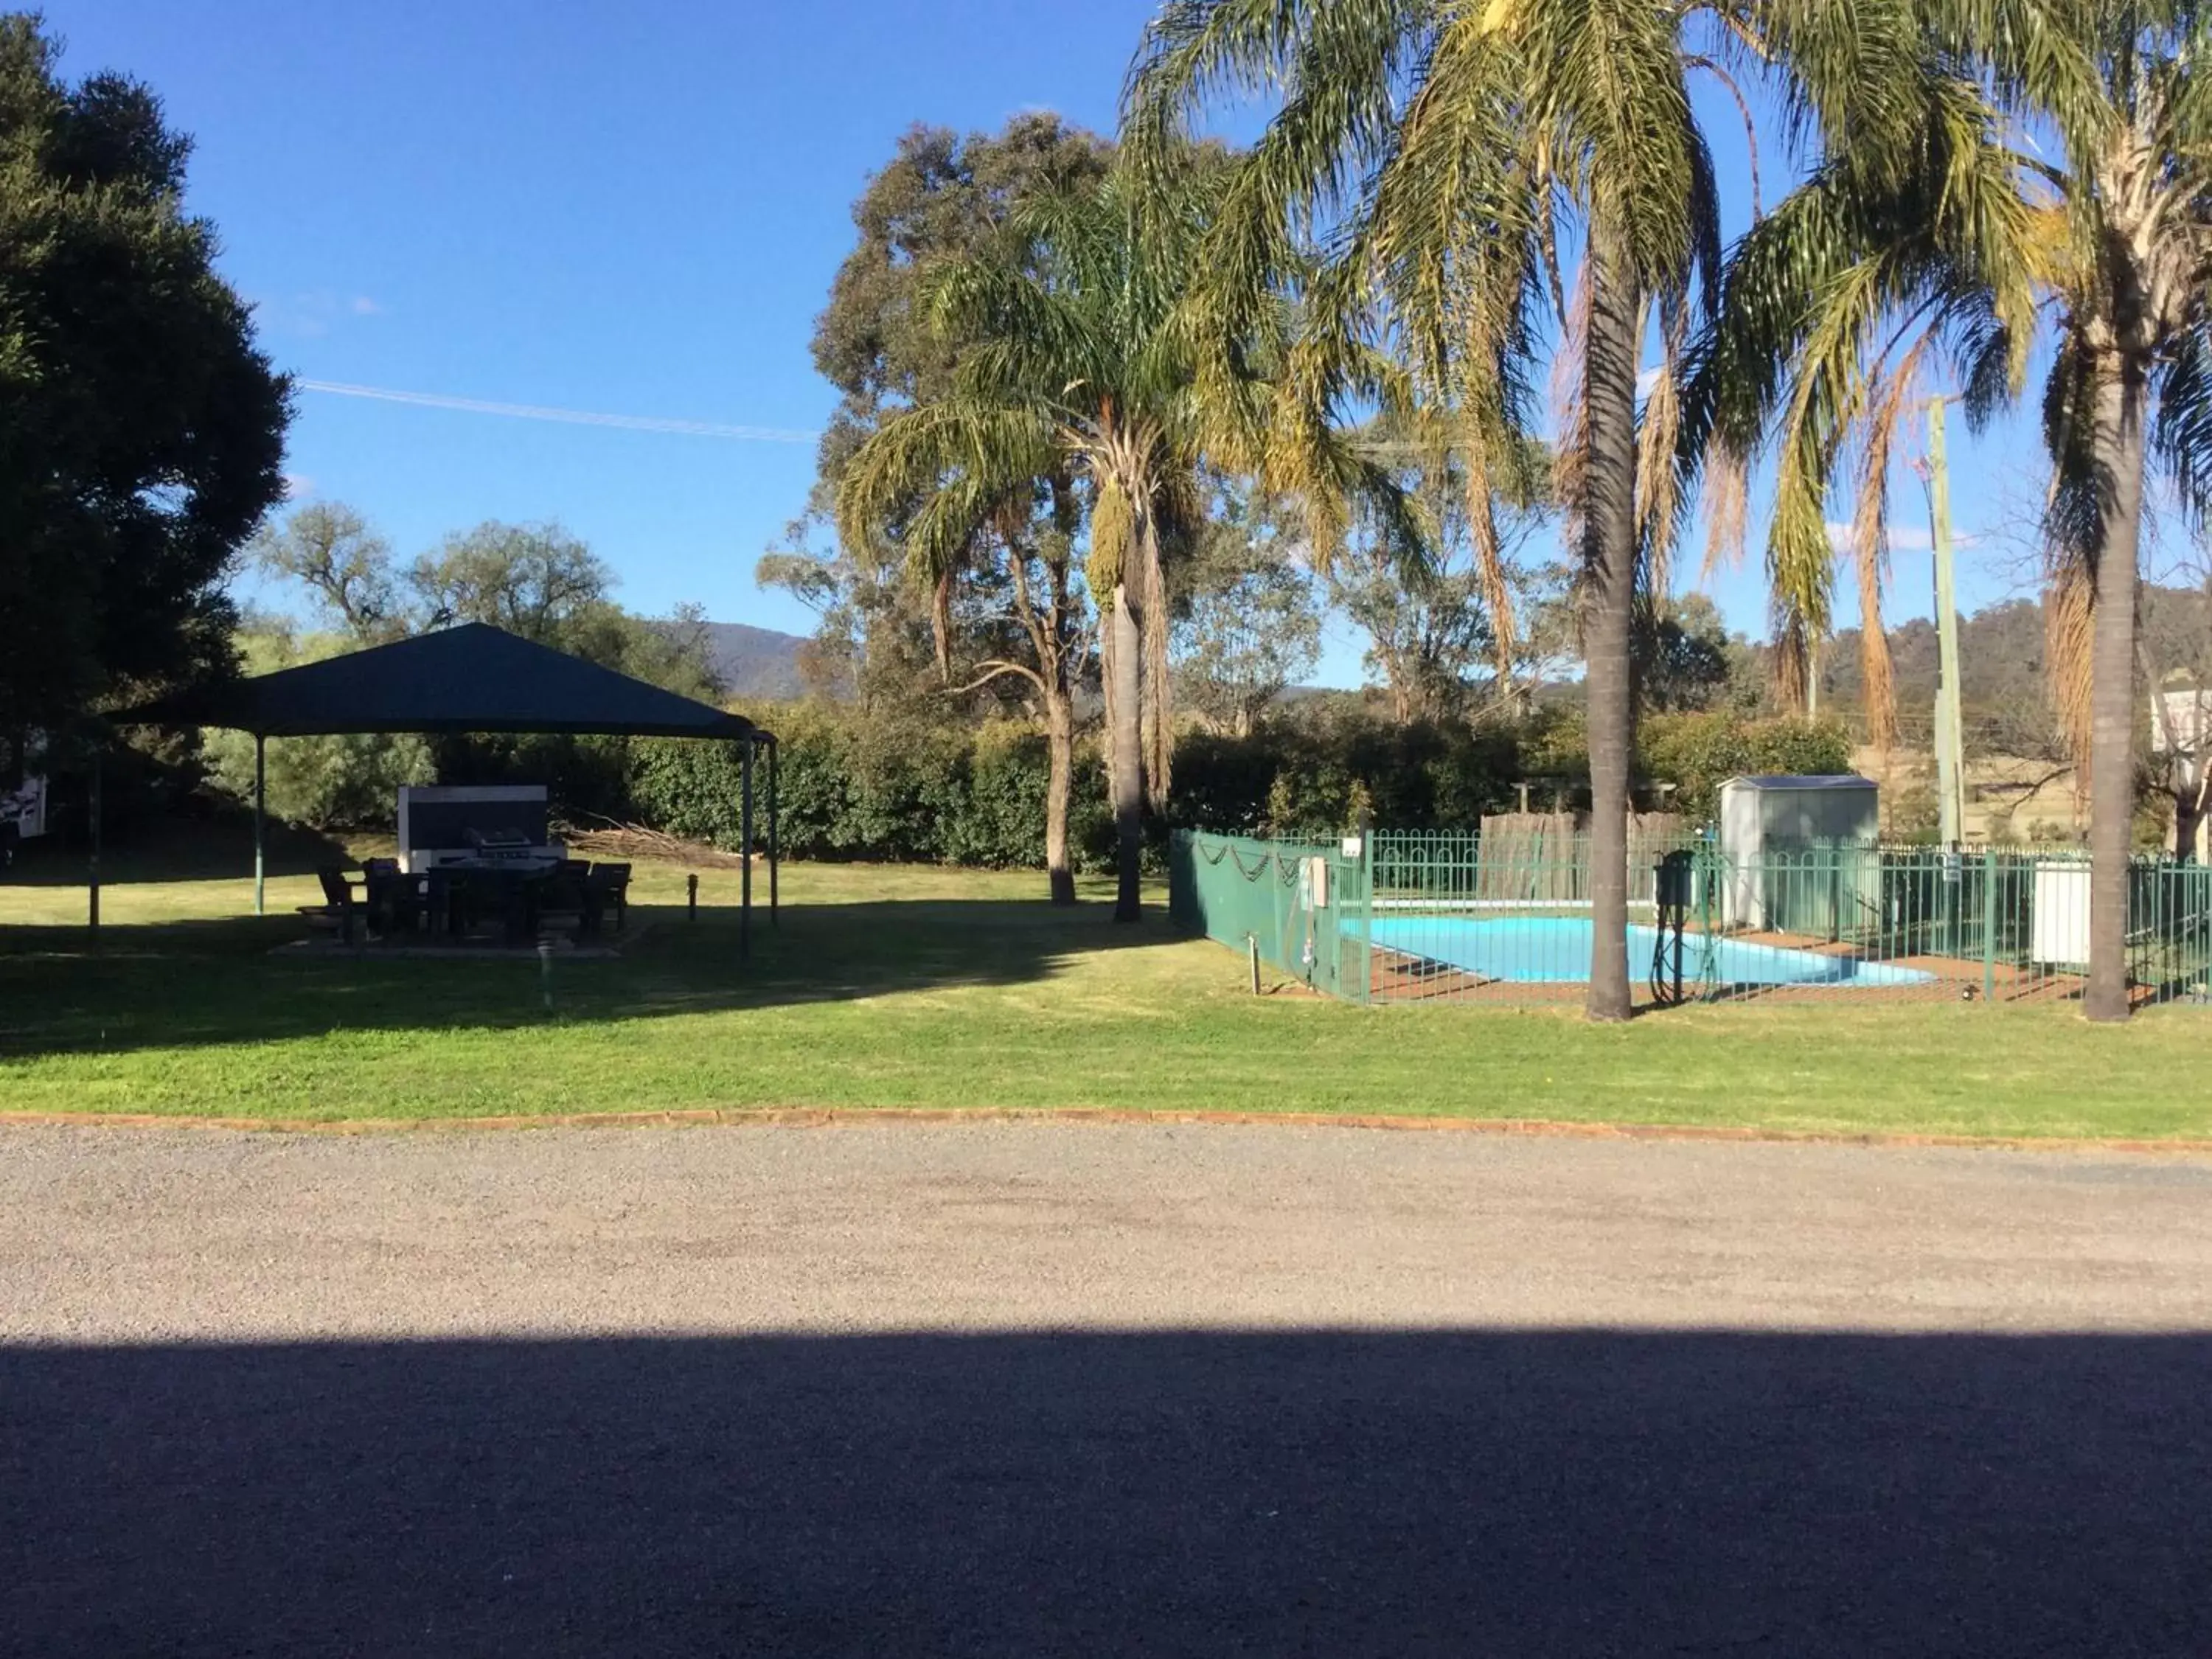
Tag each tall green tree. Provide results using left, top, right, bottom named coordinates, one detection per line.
left=839, top=156, right=1386, bottom=919
left=1693, top=0, right=2209, bottom=1020
left=251, top=502, right=406, bottom=643
left=792, top=114, right=1113, bottom=698
left=0, top=14, right=289, bottom=768
left=1175, top=486, right=1324, bottom=736
left=1125, top=0, right=1895, bottom=1017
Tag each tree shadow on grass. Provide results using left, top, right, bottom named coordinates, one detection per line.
left=2, top=1327, right=2206, bottom=1657
left=1, top=816, right=350, bottom=886
left=0, top=896, right=1179, bottom=1062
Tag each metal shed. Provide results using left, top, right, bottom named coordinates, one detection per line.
left=1717, top=775, right=1880, bottom=936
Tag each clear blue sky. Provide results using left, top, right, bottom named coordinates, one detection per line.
left=49, top=1, right=2050, bottom=686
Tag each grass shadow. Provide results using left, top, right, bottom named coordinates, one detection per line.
left=2, top=816, right=351, bottom=887
left=0, top=893, right=1177, bottom=1062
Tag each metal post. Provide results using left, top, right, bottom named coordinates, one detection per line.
left=740, top=737, right=754, bottom=960
left=1928, top=397, right=1966, bottom=849
left=88, top=746, right=102, bottom=929
left=766, top=737, right=779, bottom=927
left=1983, top=846, right=1999, bottom=1002
left=253, top=733, right=267, bottom=917
left=1353, top=818, right=1372, bottom=1006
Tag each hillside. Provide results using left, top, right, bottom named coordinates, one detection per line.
left=1823, top=582, right=2212, bottom=757
left=698, top=622, right=808, bottom=702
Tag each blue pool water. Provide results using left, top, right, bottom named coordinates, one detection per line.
left=1364, top=914, right=1935, bottom=987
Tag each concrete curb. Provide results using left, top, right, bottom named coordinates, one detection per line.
left=2, top=1105, right=2210, bottom=1156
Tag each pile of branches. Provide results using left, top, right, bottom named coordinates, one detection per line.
left=554, top=815, right=752, bottom=870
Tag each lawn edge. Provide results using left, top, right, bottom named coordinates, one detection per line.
left=3, top=1105, right=2209, bottom=1155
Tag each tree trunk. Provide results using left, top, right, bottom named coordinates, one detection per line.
left=1582, top=229, right=1641, bottom=1023
left=1044, top=688, right=1077, bottom=905
left=2171, top=782, right=2204, bottom=865
left=1108, top=581, right=1144, bottom=922
left=2083, top=358, right=2148, bottom=1021
left=1140, top=518, right=1174, bottom=813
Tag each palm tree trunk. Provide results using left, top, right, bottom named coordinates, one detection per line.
left=1582, top=229, right=1641, bottom=1023
left=1044, top=686, right=1077, bottom=905
left=1140, top=518, right=1174, bottom=813
left=2084, top=359, right=2148, bottom=1021
left=1108, top=581, right=1144, bottom=922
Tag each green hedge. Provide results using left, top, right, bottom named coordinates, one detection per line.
left=627, top=703, right=1850, bottom=867
left=630, top=706, right=1117, bottom=870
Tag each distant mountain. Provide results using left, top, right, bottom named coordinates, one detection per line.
left=698, top=622, right=808, bottom=703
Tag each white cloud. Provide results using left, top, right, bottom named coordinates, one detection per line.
left=251, top=290, right=381, bottom=338
left=1635, top=366, right=1664, bottom=397
left=1824, top=520, right=1982, bottom=555
left=1829, top=519, right=1930, bottom=553
left=281, top=473, right=315, bottom=500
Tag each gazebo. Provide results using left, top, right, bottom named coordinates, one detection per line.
left=111, top=622, right=777, bottom=950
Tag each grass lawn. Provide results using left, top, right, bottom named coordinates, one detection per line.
left=1, top=832, right=2207, bottom=1140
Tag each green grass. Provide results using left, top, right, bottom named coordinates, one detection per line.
left=1, top=835, right=2207, bottom=1139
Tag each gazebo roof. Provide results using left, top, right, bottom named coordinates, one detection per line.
left=119, top=622, right=770, bottom=742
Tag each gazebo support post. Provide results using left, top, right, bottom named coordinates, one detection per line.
left=740, top=737, right=754, bottom=959
left=767, top=737, right=779, bottom=927
left=88, top=745, right=102, bottom=929
left=253, top=733, right=267, bottom=917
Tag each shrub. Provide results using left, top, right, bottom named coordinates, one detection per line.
left=1636, top=712, right=1853, bottom=818
left=630, top=706, right=1116, bottom=871
left=627, top=703, right=1851, bottom=866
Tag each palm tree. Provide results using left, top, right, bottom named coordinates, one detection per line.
left=1125, top=0, right=1902, bottom=1020
left=1691, top=0, right=2212, bottom=1020
left=838, top=159, right=1308, bottom=919
left=1685, top=60, right=2043, bottom=742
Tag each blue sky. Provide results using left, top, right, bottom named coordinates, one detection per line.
left=51, top=0, right=2051, bottom=686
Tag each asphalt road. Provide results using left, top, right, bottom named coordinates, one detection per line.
left=4, top=1122, right=2211, bottom=1656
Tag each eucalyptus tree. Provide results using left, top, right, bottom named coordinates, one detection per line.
left=809, top=114, right=1112, bottom=687
left=1691, top=0, right=2212, bottom=1020
left=1125, top=0, right=1908, bottom=1019
left=838, top=156, right=1395, bottom=919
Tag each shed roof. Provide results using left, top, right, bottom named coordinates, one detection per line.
left=1719, top=774, right=1877, bottom=792
left=117, top=622, right=769, bottom=742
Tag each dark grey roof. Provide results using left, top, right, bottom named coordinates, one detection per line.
left=118, top=623, right=770, bottom=742
left=1721, top=774, right=1877, bottom=790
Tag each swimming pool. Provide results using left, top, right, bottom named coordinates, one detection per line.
left=1363, top=914, right=1936, bottom=987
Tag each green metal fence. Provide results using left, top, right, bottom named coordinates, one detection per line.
left=1169, top=827, right=2212, bottom=1009
left=1168, top=830, right=1371, bottom=1001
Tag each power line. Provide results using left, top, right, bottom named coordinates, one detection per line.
left=296, top=380, right=818, bottom=444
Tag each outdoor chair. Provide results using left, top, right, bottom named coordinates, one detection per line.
left=361, top=857, right=421, bottom=936
left=583, top=862, right=631, bottom=937
left=299, top=867, right=366, bottom=945
left=535, top=862, right=591, bottom=942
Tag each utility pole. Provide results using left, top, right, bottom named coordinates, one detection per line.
left=1925, top=397, right=1966, bottom=848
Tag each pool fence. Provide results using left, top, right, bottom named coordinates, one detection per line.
left=1167, top=827, right=2212, bottom=1009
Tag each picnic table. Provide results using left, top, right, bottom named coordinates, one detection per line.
left=307, top=857, right=630, bottom=947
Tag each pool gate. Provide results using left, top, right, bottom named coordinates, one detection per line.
left=1167, top=827, right=2212, bottom=1009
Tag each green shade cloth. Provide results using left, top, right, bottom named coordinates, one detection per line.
left=116, top=622, right=772, bottom=742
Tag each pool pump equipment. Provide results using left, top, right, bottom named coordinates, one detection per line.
left=1650, top=845, right=1725, bottom=1005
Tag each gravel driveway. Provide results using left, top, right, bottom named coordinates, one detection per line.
left=4, top=1122, right=2210, bottom=1655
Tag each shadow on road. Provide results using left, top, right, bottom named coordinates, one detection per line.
left=4, top=1327, right=2207, bottom=1656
